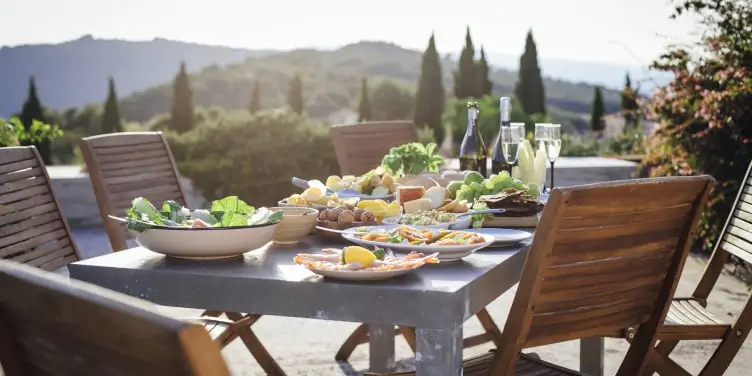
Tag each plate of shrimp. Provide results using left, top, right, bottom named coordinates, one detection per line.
left=293, top=247, right=440, bottom=280
left=341, top=225, right=495, bottom=262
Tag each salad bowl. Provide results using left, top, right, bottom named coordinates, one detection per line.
left=111, top=196, right=284, bottom=260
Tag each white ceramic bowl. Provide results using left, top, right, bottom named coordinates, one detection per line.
left=381, top=215, right=471, bottom=230
left=132, top=223, right=279, bottom=260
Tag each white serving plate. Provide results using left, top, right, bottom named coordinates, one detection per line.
left=341, top=225, right=494, bottom=262
left=303, top=267, right=414, bottom=281
left=381, top=215, right=473, bottom=230
left=464, top=228, right=532, bottom=246
left=130, top=223, right=279, bottom=260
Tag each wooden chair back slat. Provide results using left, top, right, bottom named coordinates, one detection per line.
left=330, top=121, right=418, bottom=176
left=0, top=260, right=231, bottom=376
left=490, top=176, right=714, bottom=375
left=0, top=147, right=80, bottom=271
left=79, top=132, right=187, bottom=252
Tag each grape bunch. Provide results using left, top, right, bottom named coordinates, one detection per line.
left=455, top=171, right=541, bottom=204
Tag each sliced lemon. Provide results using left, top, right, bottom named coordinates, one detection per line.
left=343, top=246, right=377, bottom=267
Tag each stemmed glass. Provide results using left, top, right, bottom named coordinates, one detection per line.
left=500, top=123, right=525, bottom=173
left=534, top=123, right=550, bottom=191
left=545, top=124, right=562, bottom=190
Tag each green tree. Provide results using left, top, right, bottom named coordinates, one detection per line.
left=620, top=73, right=640, bottom=130
left=453, top=26, right=477, bottom=99
left=170, top=62, right=195, bottom=133
left=20, top=77, right=52, bottom=164
left=515, top=29, right=547, bottom=115
left=476, top=47, right=493, bottom=96
left=287, top=73, right=304, bottom=115
left=101, top=77, right=124, bottom=134
left=248, top=81, right=261, bottom=114
left=590, top=86, right=606, bottom=132
left=357, top=77, right=372, bottom=122
left=371, top=80, right=414, bottom=121
left=414, top=33, right=446, bottom=143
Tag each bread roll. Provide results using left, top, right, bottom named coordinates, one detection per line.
left=396, top=186, right=426, bottom=205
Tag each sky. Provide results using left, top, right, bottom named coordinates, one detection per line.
left=0, top=0, right=701, bottom=66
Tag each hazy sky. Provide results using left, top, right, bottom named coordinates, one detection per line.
left=1, top=0, right=700, bottom=66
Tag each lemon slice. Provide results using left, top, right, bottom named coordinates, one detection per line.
left=343, top=246, right=377, bottom=267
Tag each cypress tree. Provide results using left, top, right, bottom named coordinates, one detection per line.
left=453, top=26, right=477, bottom=99
left=19, top=77, right=51, bottom=164
left=287, top=74, right=304, bottom=115
left=170, top=62, right=195, bottom=133
left=590, top=86, right=606, bottom=132
left=514, top=29, right=547, bottom=115
left=414, top=33, right=446, bottom=143
left=357, top=77, right=372, bottom=122
left=101, top=77, right=124, bottom=133
left=249, top=81, right=261, bottom=114
left=476, top=47, right=493, bottom=97
left=621, top=73, right=640, bottom=130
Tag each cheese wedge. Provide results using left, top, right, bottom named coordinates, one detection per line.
left=396, top=186, right=426, bottom=205
left=403, top=198, right=433, bottom=214
left=423, top=187, right=449, bottom=209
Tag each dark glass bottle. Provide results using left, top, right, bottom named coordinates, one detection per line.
left=491, top=97, right=512, bottom=174
left=459, top=101, right=488, bottom=176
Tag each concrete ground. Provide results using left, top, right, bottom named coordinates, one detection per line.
left=72, top=229, right=752, bottom=375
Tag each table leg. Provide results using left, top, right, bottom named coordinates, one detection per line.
left=415, top=327, right=463, bottom=376
left=369, top=324, right=396, bottom=372
left=580, top=337, right=604, bottom=376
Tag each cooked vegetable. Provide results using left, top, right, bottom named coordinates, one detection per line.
left=123, top=196, right=282, bottom=232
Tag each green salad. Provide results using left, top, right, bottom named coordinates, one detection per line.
left=124, top=196, right=283, bottom=232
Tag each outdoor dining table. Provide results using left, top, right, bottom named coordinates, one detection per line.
left=68, top=235, right=605, bottom=376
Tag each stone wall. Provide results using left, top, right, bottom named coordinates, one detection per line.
left=48, top=166, right=206, bottom=228
left=51, top=157, right=638, bottom=228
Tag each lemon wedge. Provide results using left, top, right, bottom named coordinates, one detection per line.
left=343, top=246, right=377, bottom=267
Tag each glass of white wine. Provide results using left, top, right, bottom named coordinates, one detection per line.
left=534, top=123, right=551, bottom=191
left=545, top=124, right=562, bottom=190
left=500, top=123, right=525, bottom=170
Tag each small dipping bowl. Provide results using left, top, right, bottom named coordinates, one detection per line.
left=269, top=207, right=319, bottom=245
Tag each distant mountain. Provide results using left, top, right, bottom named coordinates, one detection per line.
left=482, top=53, right=673, bottom=93
left=0, top=35, right=273, bottom=117
left=1, top=36, right=646, bottom=131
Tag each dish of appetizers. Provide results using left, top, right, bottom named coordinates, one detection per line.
left=381, top=209, right=471, bottom=230
left=341, top=225, right=494, bottom=261
left=294, top=167, right=397, bottom=200
left=293, top=246, right=439, bottom=280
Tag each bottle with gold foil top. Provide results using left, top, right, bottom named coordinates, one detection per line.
left=459, top=101, right=488, bottom=176
left=491, top=97, right=512, bottom=174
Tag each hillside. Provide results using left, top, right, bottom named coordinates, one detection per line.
left=0, top=35, right=273, bottom=117
left=120, top=41, right=623, bottom=127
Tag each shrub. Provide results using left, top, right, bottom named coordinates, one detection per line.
left=167, top=108, right=339, bottom=207
left=560, top=133, right=600, bottom=156
left=641, top=0, right=752, bottom=251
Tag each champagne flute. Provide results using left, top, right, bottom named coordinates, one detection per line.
left=500, top=123, right=525, bottom=172
left=534, top=123, right=551, bottom=192
left=545, top=124, right=562, bottom=190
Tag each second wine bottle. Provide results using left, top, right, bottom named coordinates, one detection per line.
left=491, top=97, right=512, bottom=175
left=459, top=100, right=488, bottom=177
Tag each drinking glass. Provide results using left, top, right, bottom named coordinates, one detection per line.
left=545, top=124, right=562, bottom=190
left=534, top=123, right=551, bottom=191
left=500, top=123, right=525, bottom=168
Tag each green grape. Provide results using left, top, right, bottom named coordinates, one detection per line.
left=482, top=187, right=492, bottom=195
left=498, top=170, right=511, bottom=180
left=484, top=180, right=495, bottom=190
left=469, top=182, right=484, bottom=193
left=527, top=187, right=541, bottom=198
left=465, top=191, right=477, bottom=203
left=512, top=179, right=525, bottom=190
left=500, top=179, right=514, bottom=189
left=492, top=180, right=505, bottom=193
left=488, top=174, right=498, bottom=181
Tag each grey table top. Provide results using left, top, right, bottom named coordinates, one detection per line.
left=69, top=237, right=528, bottom=329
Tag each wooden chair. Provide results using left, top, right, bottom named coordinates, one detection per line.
left=637, top=162, right=752, bottom=376
left=0, top=259, right=231, bottom=376
left=78, top=133, right=286, bottom=375
left=0, top=146, right=254, bottom=370
left=330, top=121, right=504, bottom=361
left=368, top=176, right=714, bottom=375
left=330, top=121, right=419, bottom=176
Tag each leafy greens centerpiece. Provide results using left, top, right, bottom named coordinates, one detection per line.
left=124, top=196, right=283, bottom=232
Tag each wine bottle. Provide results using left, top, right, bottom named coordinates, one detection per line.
left=459, top=101, right=488, bottom=176
left=491, top=97, right=512, bottom=175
